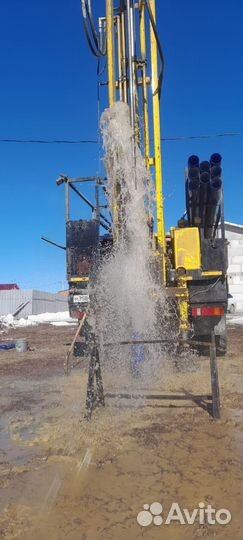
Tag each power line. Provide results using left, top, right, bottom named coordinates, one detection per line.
left=0, top=133, right=240, bottom=144
left=162, top=133, right=241, bottom=141
left=0, top=138, right=98, bottom=144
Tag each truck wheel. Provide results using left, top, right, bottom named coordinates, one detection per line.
left=215, top=335, right=227, bottom=356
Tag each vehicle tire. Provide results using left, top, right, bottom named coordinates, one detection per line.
left=229, top=304, right=235, bottom=314
left=215, top=335, right=227, bottom=356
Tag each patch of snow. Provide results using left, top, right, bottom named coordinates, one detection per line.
left=0, top=311, right=77, bottom=329
left=227, top=316, right=243, bottom=325
left=51, top=321, right=76, bottom=327
left=27, top=312, right=76, bottom=324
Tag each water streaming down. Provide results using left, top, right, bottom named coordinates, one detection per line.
left=94, top=102, right=170, bottom=383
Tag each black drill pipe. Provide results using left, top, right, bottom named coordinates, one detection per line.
left=204, top=182, right=222, bottom=238
left=187, top=178, right=201, bottom=225
left=188, top=155, right=200, bottom=167
left=199, top=171, right=210, bottom=225
left=200, top=160, right=210, bottom=173
left=210, top=153, right=222, bottom=166
left=211, top=165, right=222, bottom=178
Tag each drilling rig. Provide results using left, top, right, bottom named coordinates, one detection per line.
left=61, top=0, right=228, bottom=359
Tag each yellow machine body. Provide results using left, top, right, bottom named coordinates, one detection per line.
left=173, top=227, right=201, bottom=271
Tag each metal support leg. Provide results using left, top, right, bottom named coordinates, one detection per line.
left=85, top=349, right=96, bottom=420
left=85, top=346, right=105, bottom=420
left=210, top=331, right=220, bottom=419
left=95, top=348, right=105, bottom=407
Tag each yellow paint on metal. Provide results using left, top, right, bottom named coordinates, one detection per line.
left=201, top=271, right=223, bottom=277
left=176, top=276, right=190, bottom=332
left=120, top=6, right=128, bottom=103
left=106, top=0, right=115, bottom=107
left=106, top=0, right=118, bottom=237
left=149, top=157, right=155, bottom=166
left=174, top=227, right=201, bottom=271
left=140, top=0, right=153, bottom=216
left=69, top=277, right=89, bottom=283
left=140, top=1, right=150, bottom=168
left=116, top=16, right=123, bottom=101
left=150, top=0, right=166, bottom=258
left=179, top=301, right=189, bottom=331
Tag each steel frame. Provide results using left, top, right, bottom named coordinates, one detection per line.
left=86, top=332, right=220, bottom=420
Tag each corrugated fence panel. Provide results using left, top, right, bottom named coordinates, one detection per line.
left=0, top=290, right=68, bottom=316
left=0, top=290, right=32, bottom=317
left=32, top=290, right=68, bottom=315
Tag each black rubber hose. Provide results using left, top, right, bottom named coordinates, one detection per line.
left=145, top=0, right=165, bottom=97
left=85, top=0, right=99, bottom=49
left=81, top=0, right=104, bottom=58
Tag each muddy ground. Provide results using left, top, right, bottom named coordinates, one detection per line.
left=0, top=323, right=242, bottom=540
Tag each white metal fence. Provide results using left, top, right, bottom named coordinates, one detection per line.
left=0, top=290, right=68, bottom=317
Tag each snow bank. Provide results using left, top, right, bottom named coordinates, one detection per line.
left=227, top=316, right=243, bottom=325
left=0, top=311, right=77, bottom=329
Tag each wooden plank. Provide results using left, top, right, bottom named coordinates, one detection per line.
left=64, top=313, right=87, bottom=375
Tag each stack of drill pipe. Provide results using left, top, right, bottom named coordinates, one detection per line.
left=204, top=153, right=222, bottom=239
left=186, top=153, right=222, bottom=238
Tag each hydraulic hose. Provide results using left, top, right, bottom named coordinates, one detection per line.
left=145, top=0, right=165, bottom=97
left=81, top=0, right=106, bottom=58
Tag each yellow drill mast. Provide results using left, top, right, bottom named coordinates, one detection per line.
left=104, top=0, right=166, bottom=269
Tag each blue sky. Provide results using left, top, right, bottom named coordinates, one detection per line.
left=0, top=0, right=242, bottom=291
